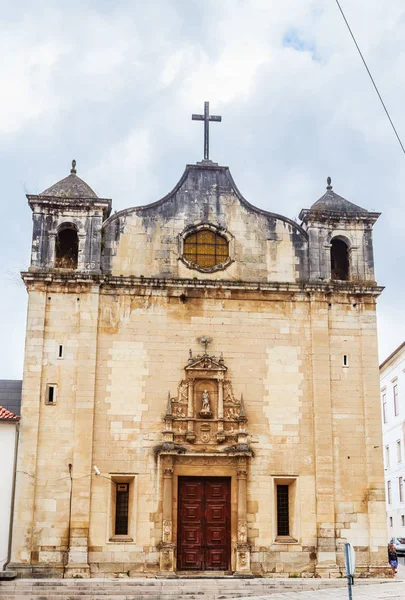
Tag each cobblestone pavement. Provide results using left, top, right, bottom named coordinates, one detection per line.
left=233, top=562, right=405, bottom=600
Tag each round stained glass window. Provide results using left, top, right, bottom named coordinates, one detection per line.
left=183, top=229, right=229, bottom=269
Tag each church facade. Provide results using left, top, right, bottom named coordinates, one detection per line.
left=10, top=128, right=388, bottom=578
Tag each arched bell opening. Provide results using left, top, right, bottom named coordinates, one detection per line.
left=55, top=224, right=79, bottom=269
left=330, top=238, right=349, bottom=280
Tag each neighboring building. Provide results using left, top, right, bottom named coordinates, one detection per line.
left=0, top=405, right=20, bottom=570
left=0, top=380, right=22, bottom=416
left=0, top=381, right=21, bottom=571
left=9, top=114, right=388, bottom=578
left=380, top=342, right=405, bottom=539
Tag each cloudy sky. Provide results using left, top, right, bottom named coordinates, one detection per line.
left=1, top=0, right=405, bottom=378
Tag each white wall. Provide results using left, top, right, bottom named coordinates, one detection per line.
left=380, top=345, right=405, bottom=539
left=0, top=423, right=17, bottom=569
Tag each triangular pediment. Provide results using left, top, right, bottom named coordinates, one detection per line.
left=185, top=355, right=227, bottom=372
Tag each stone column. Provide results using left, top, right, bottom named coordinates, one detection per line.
left=218, top=380, right=224, bottom=419
left=186, top=379, right=196, bottom=443
left=348, top=245, right=359, bottom=279
left=48, top=232, right=56, bottom=268
left=217, top=380, right=225, bottom=442
left=235, top=458, right=251, bottom=574
left=159, top=457, right=175, bottom=572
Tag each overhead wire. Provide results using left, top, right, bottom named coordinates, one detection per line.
left=334, top=0, right=405, bottom=155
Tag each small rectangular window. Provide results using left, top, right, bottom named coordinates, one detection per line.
left=397, top=440, right=402, bottom=463
left=382, top=393, right=388, bottom=424
left=400, top=477, right=404, bottom=503
left=388, top=480, right=392, bottom=504
left=393, top=384, right=399, bottom=416
left=276, top=485, right=289, bottom=536
left=402, top=515, right=404, bottom=527
left=115, top=483, right=129, bottom=535
left=390, top=516, right=393, bottom=527
left=343, top=354, right=348, bottom=367
left=385, top=445, right=390, bottom=468
left=58, top=344, right=64, bottom=358
left=46, top=384, right=57, bottom=405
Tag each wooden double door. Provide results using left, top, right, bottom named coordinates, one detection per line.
left=177, top=477, right=231, bottom=571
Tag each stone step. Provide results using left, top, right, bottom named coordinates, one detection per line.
left=0, top=577, right=390, bottom=600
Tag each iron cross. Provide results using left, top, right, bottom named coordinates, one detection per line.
left=192, top=101, right=222, bottom=161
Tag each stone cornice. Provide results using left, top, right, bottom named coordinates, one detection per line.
left=21, top=271, right=384, bottom=298
left=299, top=208, right=380, bottom=225
left=27, top=194, right=112, bottom=215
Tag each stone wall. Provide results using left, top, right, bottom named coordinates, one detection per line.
left=9, top=276, right=389, bottom=577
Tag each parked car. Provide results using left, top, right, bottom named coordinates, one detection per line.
left=390, top=537, right=405, bottom=556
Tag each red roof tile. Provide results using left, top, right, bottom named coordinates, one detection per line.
left=0, top=405, right=20, bottom=420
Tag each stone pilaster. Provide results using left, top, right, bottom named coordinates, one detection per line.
left=360, top=303, right=391, bottom=575
left=310, top=297, right=338, bottom=576
left=9, top=290, right=47, bottom=571
left=235, top=458, right=251, bottom=575
left=65, top=288, right=100, bottom=577
left=159, top=458, right=175, bottom=572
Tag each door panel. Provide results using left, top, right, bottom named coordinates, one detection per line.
left=177, top=477, right=230, bottom=571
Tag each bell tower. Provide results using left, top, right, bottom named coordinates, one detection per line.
left=299, top=178, right=380, bottom=283
left=27, top=160, right=111, bottom=273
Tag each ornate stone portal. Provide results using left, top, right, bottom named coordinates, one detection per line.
left=159, top=341, right=252, bottom=575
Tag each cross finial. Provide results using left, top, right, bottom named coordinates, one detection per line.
left=326, top=176, right=332, bottom=191
left=70, top=159, right=77, bottom=175
left=197, top=336, right=212, bottom=355
left=192, top=101, right=222, bottom=161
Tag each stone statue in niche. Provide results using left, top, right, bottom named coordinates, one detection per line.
left=199, top=389, right=212, bottom=418
left=202, top=390, right=210, bottom=411
left=226, top=406, right=239, bottom=420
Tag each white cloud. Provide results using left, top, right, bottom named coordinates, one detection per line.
left=2, top=0, right=405, bottom=375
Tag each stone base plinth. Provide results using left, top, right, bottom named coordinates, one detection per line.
left=235, top=544, right=252, bottom=575
left=159, top=544, right=176, bottom=572
left=6, top=563, right=64, bottom=578
left=64, top=563, right=91, bottom=578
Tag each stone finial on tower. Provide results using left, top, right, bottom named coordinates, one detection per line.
left=326, top=176, right=332, bottom=191
left=70, top=159, right=77, bottom=175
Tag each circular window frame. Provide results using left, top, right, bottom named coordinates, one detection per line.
left=179, top=223, right=234, bottom=273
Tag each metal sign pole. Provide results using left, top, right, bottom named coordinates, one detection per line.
left=344, top=542, right=356, bottom=600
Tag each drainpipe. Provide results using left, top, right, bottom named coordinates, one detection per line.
left=3, top=421, right=20, bottom=571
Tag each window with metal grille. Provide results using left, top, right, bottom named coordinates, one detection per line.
left=277, top=485, right=289, bottom=536
left=115, top=483, right=129, bottom=535
left=183, top=229, right=229, bottom=269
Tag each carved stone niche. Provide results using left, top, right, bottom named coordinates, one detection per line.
left=162, top=348, right=249, bottom=450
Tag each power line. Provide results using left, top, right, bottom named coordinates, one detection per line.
left=335, top=0, right=405, bottom=155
